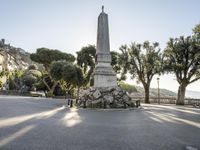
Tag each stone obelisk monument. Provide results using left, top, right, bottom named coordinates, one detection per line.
left=79, top=7, right=134, bottom=108
left=94, top=6, right=117, bottom=87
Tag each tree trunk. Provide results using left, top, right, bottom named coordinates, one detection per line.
left=144, top=84, right=150, bottom=104
left=50, top=82, right=58, bottom=94
left=77, top=87, right=80, bottom=99
left=176, top=84, right=187, bottom=105
left=42, top=77, right=51, bottom=91
left=76, top=86, right=80, bottom=104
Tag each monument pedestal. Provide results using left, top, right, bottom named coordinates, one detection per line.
left=94, top=62, right=117, bottom=87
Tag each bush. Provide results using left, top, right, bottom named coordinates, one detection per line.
left=28, top=64, right=38, bottom=70
left=119, top=82, right=137, bottom=93
left=46, top=91, right=54, bottom=97
left=34, top=80, right=47, bottom=91
left=9, top=78, right=17, bottom=90
left=28, top=70, right=42, bottom=77
left=22, top=74, right=37, bottom=89
left=53, top=85, right=66, bottom=96
left=0, top=80, right=3, bottom=88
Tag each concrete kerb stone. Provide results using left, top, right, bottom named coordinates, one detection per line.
left=76, top=106, right=144, bottom=111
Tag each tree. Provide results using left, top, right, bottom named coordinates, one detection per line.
left=193, top=23, right=200, bottom=48
left=8, top=70, right=24, bottom=90
left=28, top=64, right=38, bottom=70
left=120, top=41, right=162, bottom=103
left=110, top=51, right=126, bottom=81
left=22, top=74, right=37, bottom=90
left=163, top=36, right=200, bottom=105
left=63, top=65, right=85, bottom=98
left=193, top=23, right=200, bottom=36
left=110, top=51, right=121, bottom=73
left=50, top=60, right=65, bottom=81
left=30, top=48, right=75, bottom=70
left=30, top=48, right=75, bottom=94
left=76, top=45, right=95, bottom=85
left=76, top=45, right=125, bottom=85
left=73, top=66, right=85, bottom=98
left=50, top=61, right=85, bottom=98
left=20, top=65, right=42, bottom=92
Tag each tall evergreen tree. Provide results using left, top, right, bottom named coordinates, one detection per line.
left=30, top=48, right=75, bottom=94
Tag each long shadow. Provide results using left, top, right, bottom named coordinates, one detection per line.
left=2, top=100, right=200, bottom=150
left=1, top=105, right=200, bottom=150
left=0, top=105, right=91, bottom=150
left=143, top=104, right=200, bottom=122
left=0, top=105, right=71, bottom=149
left=0, top=96, right=68, bottom=118
left=0, top=105, right=68, bottom=128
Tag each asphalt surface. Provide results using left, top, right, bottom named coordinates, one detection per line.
left=0, top=95, right=200, bottom=150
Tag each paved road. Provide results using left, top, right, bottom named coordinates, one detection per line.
left=0, top=95, right=200, bottom=150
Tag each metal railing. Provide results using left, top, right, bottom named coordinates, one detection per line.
left=130, top=96, right=200, bottom=105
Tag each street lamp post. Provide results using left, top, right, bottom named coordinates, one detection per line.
left=157, top=77, right=160, bottom=104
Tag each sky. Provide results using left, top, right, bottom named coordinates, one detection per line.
left=1, top=0, right=200, bottom=93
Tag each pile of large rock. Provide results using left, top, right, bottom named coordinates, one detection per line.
left=78, top=87, right=135, bottom=108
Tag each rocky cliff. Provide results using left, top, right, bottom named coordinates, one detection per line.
left=0, top=39, right=32, bottom=71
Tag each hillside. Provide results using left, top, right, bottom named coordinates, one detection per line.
left=119, top=82, right=177, bottom=97
left=0, top=39, right=35, bottom=88
left=129, top=86, right=177, bottom=97
left=0, top=38, right=32, bottom=71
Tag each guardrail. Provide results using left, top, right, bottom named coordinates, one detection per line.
left=0, top=90, right=20, bottom=95
left=0, top=90, right=69, bottom=98
left=130, top=96, right=200, bottom=105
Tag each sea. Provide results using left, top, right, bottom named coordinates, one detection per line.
left=185, top=90, right=200, bottom=99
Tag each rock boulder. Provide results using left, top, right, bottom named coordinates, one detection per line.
left=79, top=87, right=135, bottom=108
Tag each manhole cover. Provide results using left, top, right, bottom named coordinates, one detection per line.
left=185, top=146, right=198, bottom=150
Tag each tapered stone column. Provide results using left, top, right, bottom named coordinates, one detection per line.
left=94, top=6, right=117, bottom=87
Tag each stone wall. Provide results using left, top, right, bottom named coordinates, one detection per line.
left=78, top=87, right=135, bottom=108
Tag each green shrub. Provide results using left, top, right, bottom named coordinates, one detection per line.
left=9, top=78, right=17, bottom=90
left=119, top=82, right=137, bottom=93
left=28, top=64, right=38, bottom=70
left=22, top=74, right=37, bottom=88
left=46, top=91, right=54, bottom=97
left=0, top=80, right=3, bottom=88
